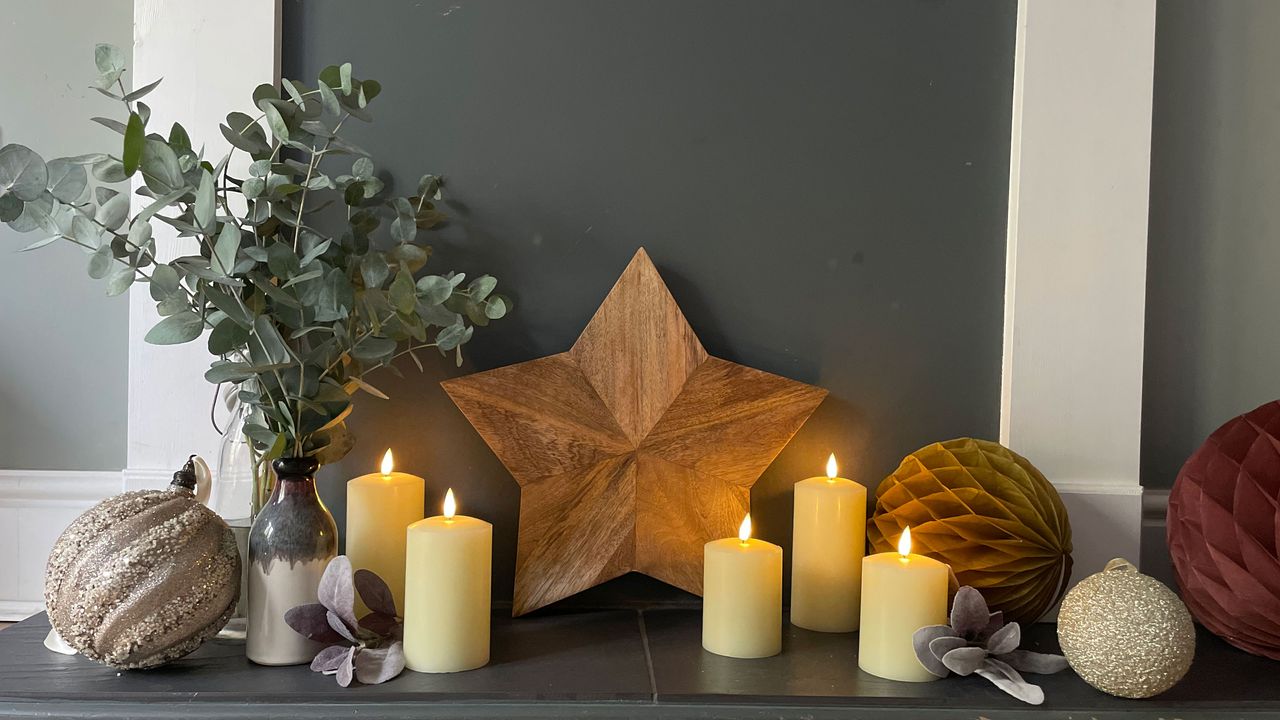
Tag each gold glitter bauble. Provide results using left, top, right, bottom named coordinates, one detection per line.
left=1057, top=558, right=1195, bottom=699
left=44, top=488, right=240, bottom=669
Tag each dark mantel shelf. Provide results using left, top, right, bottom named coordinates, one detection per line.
left=0, top=610, right=1277, bottom=720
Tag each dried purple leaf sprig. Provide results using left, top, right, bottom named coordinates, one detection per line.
left=913, top=586, right=1069, bottom=705
left=285, top=556, right=405, bottom=687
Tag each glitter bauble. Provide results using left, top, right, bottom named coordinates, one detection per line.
left=1057, top=558, right=1195, bottom=699
left=1167, top=400, right=1280, bottom=660
left=44, top=488, right=241, bottom=668
left=869, top=438, right=1072, bottom=624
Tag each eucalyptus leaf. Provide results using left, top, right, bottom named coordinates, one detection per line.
left=360, top=252, right=389, bottom=288
left=351, top=336, right=396, bottom=361
left=468, top=274, right=497, bottom=302
left=195, top=170, right=216, bottom=231
left=91, top=117, right=128, bottom=135
left=95, top=192, right=130, bottom=230
left=122, top=112, right=144, bottom=176
left=0, top=145, right=49, bottom=202
left=94, top=44, right=125, bottom=77
left=317, top=82, right=340, bottom=117
left=104, top=263, right=135, bottom=296
left=205, top=360, right=257, bottom=384
left=0, top=195, right=22, bottom=223
left=212, top=222, right=240, bottom=275
left=261, top=102, right=290, bottom=141
left=145, top=311, right=204, bottom=344
left=91, top=157, right=127, bottom=183
left=389, top=269, right=416, bottom=314
left=149, top=263, right=180, bottom=299
left=46, top=160, right=89, bottom=204
left=209, top=317, right=251, bottom=355
left=86, top=245, right=114, bottom=279
left=20, top=235, right=59, bottom=251
left=168, top=122, right=192, bottom=155
left=127, top=218, right=153, bottom=250
left=252, top=315, right=290, bottom=364
left=140, top=139, right=184, bottom=192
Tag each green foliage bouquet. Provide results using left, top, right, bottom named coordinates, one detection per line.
left=0, top=45, right=510, bottom=487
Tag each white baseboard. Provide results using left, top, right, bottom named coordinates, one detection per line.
left=0, top=600, right=43, bottom=622
left=122, top=467, right=177, bottom=492
left=0, top=469, right=122, bottom=507
left=0, top=469, right=124, bottom=620
left=1045, top=480, right=1144, bottom=620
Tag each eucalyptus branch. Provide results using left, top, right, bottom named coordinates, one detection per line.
left=1, top=46, right=510, bottom=467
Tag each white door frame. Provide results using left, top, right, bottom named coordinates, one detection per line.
left=1000, top=0, right=1157, bottom=591
left=124, top=0, right=282, bottom=490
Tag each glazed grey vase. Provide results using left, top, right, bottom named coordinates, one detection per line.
left=245, top=456, right=338, bottom=665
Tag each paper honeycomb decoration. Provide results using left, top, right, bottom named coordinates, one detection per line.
left=1167, top=400, right=1280, bottom=660
left=869, top=438, right=1073, bottom=624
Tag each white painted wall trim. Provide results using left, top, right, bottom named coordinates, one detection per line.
left=125, top=0, right=281, bottom=483
left=0, top=470, right=125, bottom=620
left=0, top=470, right=122, bottom=507
left=1000, top=0, right=1158, bottom=584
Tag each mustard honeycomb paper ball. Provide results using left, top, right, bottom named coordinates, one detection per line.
left=869, top=438, right=1073, bottom=624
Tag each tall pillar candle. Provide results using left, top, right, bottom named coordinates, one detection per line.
left=858, top=526, right=949, bottom=682
left=346, top=449, right=425, bottom=612
left=791, top=453, right=866, bottom=632
left=404, top=489, right=492, bottom=673
left=702, top=514, right=783, bottom=659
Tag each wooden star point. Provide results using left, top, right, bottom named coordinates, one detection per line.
left=442, top=248, right=826, bottom=615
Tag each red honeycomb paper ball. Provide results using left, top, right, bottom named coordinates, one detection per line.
left=1167, top=400, right=1280, bottom=660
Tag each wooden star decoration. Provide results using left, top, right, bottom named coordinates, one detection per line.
left=442, top=248, right=827, bottom=616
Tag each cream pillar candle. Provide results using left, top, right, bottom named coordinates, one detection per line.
left=702, top=514, right=783, bottom=659
left=858, top=526, right=949, bottom=682
left=404, top=489, right=492, bottom=673
left=791, top=453, right=866, bottom=632
left=346, top=449, right=425, bottom=613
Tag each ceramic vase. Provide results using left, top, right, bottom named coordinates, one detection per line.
left=245, top=456, right=338, bottom=666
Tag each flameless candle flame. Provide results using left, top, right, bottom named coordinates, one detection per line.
left=898, top=525, right=912, bottom=557
left=443, top=488, right=457, bottom=520
left=380, top=448, right=394, bottom=476
left=826, top=453, right=838, bottom=481
left=738, top=513, right=752, bottom=544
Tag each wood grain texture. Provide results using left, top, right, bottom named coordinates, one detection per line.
left=442, top=248, right=827, bottom=615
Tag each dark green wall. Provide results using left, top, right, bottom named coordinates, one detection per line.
left=1143, top=0, right=1280, bottom=489
left=284, top=0, right=1017, bottom=606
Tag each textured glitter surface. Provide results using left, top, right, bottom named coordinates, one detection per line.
left=1057, top=558, right=1195, bottom=699
left=868, top=438, right=1073, bottom=624
left=43, top=489, right=240, bottom=669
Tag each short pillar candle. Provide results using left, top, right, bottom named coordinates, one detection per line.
left=702, top=514, right=783, bottom=659
left=858, top=526, right=949, bottom=682
left=403, top=489, right=492, bottom=673
left=791, top=453, right=866, bottom=632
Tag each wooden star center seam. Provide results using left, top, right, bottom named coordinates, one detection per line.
left=442, top=248, right=827, bottom=615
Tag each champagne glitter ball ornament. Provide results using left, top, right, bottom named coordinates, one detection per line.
left=44, top=460, right=240, bottom=669
left=1057, top=558, right=1195, bottom=699
left=869, top=438, right=1072, bottom=624
left=1167, top=399, right=1280, bottom=660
